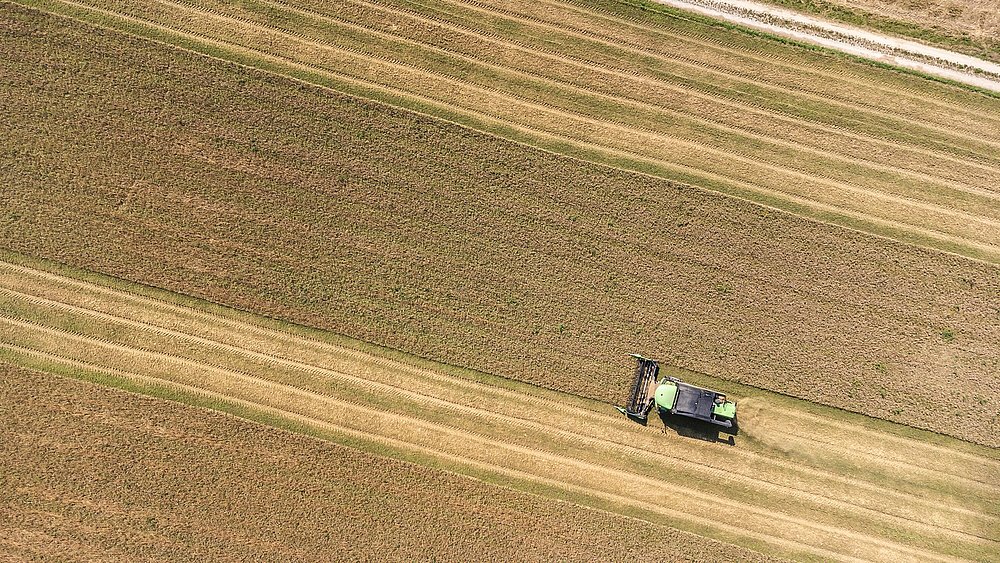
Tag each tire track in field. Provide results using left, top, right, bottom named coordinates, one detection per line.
left=68, top=0, right=1000, bottom=251
left=393, top=0, right=1000, bottom=149
left=0, top=321, right=979, bottom=562
left=3, top=283, right=997, bottom=539
left=1, top=262, right=1000, bottom=556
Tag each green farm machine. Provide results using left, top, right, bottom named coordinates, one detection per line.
left=617, top=354, right=737, bottom=430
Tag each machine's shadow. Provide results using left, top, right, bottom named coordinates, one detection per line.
left=658, top=410, right=738, bottom=445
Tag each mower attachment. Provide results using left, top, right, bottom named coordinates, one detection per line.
left=617, top=354, right=660, bottom=420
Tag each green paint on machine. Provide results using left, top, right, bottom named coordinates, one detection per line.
left=712, top=400, right=737, bottom=420
left=654, top=380, right=678, bottom=411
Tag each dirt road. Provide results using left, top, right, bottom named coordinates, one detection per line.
left=651, top=0, right=1000, bottom=91
left=0, top=259, right=996, bottom=561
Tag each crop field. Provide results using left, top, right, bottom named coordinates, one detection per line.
left=0, top=258, right=997, bottom=561
left=3, top=6, right=999, bottom=446
left=2, top=366, right=770, bottom=562
left=4, top=2, right=1000, bottom=559
left=8, top=0, right=1000, bottom=263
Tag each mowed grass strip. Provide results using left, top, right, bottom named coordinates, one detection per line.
left=504, top=0, right=1000, bottom=125
left=18, top=0, right=1000, bottom=261
left=359, top=0, right=1000, bottom=146
left=277, top=0, right=1000, bottom=192
left=1, top=365, right=781, bottom=563
left=397, top=0, right=1000, bottom=156
left=122, top=0, right=1000, bottom=238
left=2, top=7, right=999, bottom=445
left=0, top=260, right=997, bottom=561
left=205, top=0, right=1000, bottom=195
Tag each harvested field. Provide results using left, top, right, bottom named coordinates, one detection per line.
left=0, top=365, right=773, bottom=562
left=9, top=0, right=1000, bottom=262
left=760, top=0, right=1000, bottom=63
left=2, top=8, right=999, bottom=445
left=0, top=259, right=997, bottom=561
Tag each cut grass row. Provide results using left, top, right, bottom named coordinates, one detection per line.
left=2, top=7, right=998, bottom=446
left=338, top=0, right=1000, bottom=150
left=0, top=258, right=997, bottom=561
left=338, top=0, right=1000, bottom=158
left=322, top=0, right=996, bottom=148
left=0, top=277, right=990, bottom=508
left=2, top=365, right=778, bottom=562
left=152, top=0, right=1000, bottom=216
left=16, top=0, right=1000, bottom=262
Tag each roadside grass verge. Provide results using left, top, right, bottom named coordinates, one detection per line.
left=736, top=0, right=1000, bottom=64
